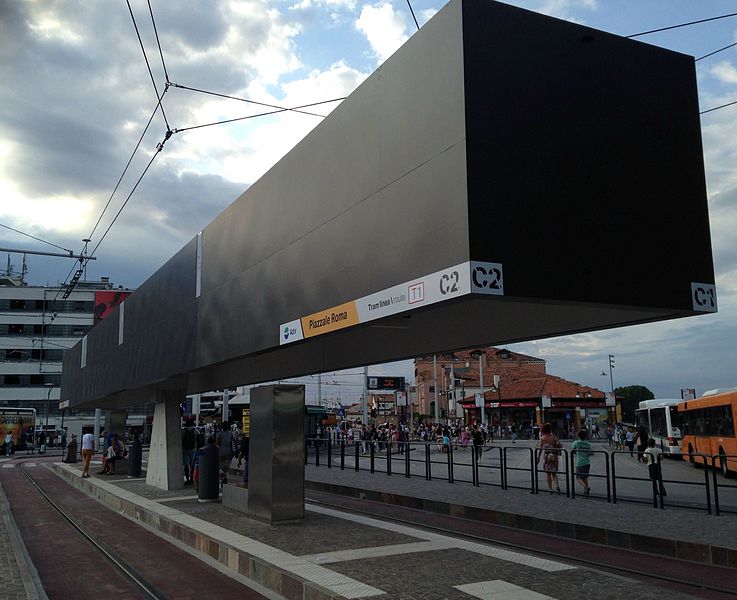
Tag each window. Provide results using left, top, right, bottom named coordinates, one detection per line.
left=4, top=375, right=20, bottom=385
left=681, top=405, right=736, bottom=438
left=5, top=349, right=22, bottom=360
left=8, top=324, right=24, bottom=335
left=29, top=374, right=44, bottom=385
left=33, top=324, right=47, bottom=335
left=9, top=299, right=26, bottom=310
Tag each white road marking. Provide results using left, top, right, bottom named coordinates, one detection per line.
left=455, top=580, right=554, bottom=599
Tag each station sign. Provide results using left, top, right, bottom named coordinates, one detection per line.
left=279, top=261, right=504, bottom=345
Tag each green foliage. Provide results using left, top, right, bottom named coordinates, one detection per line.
left=615, top=385, right=655, bottom=423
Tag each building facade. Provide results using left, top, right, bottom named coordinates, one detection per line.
left=0, top=274, right=130, bottom=425
left=415, top=347, right=614, bottom=437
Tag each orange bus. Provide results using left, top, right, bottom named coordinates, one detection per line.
left=678, top=388, right=737, bottom=477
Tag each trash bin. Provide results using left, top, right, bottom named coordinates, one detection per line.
left=198, top=444, right=220, bottom=502
left=127, top=435, right=142, bottom=478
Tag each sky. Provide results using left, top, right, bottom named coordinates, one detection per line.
left=1, top=0, right=736, bottom=403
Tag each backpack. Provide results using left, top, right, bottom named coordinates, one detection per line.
left=182, top=427, right=196, bottom=450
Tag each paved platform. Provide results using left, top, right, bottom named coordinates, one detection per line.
left=302, top=461, right=737, bottom=563
left=19, top=456, right=732, bottom=600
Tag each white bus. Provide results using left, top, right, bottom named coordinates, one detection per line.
left=635, top=399, right=682, bottom=454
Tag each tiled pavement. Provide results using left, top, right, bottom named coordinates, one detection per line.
left=0, top=468, right=45, bottom=600
left=46, top=460, right=736, bottom=599
left=5, top=455, right=737, bottom=599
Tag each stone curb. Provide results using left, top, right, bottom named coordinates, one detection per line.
left=51, top=463, right=349, bottom=600
left=304, top=479, right=737, bottom=568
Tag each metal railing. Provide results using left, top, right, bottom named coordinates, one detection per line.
left=304, top=438, right=736, bottom=515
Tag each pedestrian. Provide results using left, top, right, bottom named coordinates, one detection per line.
left=635, top=426, right=649, bottom=462
left=216, top=422, right=234, bottom=485
left=38, top=430, right=46, bottom=454
left=81, top=430, right=94, bottom=478
left=625, top=427, right=635, bottom=456
left=182, top=418, right=197, bottom=485
left=3, top=431, right=12, bottom=456
left=65, top=433, right=78, bottom=463
left=643, top=438, right=667, bottom=497
left=572, top=429, right=593, bottom=497
left=538, top=423, right=562, bottom=494
left=471, top=426, right=483, bottom=461
left=511, top=422, right=518, bottom=443
left=236, top=433, right=250, bottom=484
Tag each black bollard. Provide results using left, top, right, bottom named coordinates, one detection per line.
left=198, top=443, right=220, bottom=502
left=127, top=435, right=142, bottom=478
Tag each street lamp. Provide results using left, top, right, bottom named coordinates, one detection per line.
left=44, top=382, right=55, bottom=430
left=470, top=349, right=486, bottom=426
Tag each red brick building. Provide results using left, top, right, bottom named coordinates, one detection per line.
left=415, top=348, right=613, bottom=436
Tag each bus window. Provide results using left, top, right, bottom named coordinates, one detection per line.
left=650, top=407, right=667, bottom=437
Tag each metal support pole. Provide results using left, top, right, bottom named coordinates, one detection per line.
left=363, top=366, right=369, bottom=426
left=405, top=441, right=411, bottom=478
left=433, top=355, right=439, bottom=422
left=93, top=408, right=101, bottom=452
left=479, top=353, right=486, bottom=427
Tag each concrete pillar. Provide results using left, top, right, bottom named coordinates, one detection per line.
left=107, top=409, right=127, bottom=438
left=146, top=390, right=184, bottom=490
left=248, top=385, right=305, bottom=524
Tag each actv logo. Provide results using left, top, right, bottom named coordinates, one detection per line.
left=283, top=326, right=298, bottom=340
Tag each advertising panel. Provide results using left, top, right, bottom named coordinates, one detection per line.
left=367, top=376, right=406, bottom=391
left=0, top=410, right=36, bottom=447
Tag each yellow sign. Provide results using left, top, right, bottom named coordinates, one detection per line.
left=301, top=300, right=359, bottom=338
left=242, top=408, right=250, bottom=436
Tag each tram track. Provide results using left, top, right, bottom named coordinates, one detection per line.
left=2, top=459, right=268, bottom=600
left=305, top=492, right=737, bottom=599
left=16, top=461, right=167, bottom=600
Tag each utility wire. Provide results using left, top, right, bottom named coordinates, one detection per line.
left=89, top=145, right=164, bottom=259
left=0, top=224, right=74, bottom=254
left=701, top=99, right=737, bottom=115
left=406, top=0, right=420, bottom=30
left=696, top=41, right=737, bottom=62
left=169, top=83, right=336, bottom=118
left=87, top=102, right=161, bottom=241
left=627, top=11, right=737, bottom=38
left=126, top=0, right=171, bottom=131
left=147, top=0, right=170, bottom=84
left=173, top=97, right=345, bottom=133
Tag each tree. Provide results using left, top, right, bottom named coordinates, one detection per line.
left=615, top=385, right=655, bottom=423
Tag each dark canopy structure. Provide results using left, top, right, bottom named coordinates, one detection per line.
left=62, top=0, right=715, bottom=409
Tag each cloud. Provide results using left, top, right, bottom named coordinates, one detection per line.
left=527, top=0, right=598, bottom=20
left=355, top=3, right=409, bottom=62
left=710, top=60, right=737, bottom=85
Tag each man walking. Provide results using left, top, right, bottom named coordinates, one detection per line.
left=4, top=431, right=13, bottom=456
left=182, top=418, right=197, bottom=485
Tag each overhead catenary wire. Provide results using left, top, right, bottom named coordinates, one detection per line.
left=126, top=0, right=171, bottom=132
left=701, top=99, right=737, bottom=115
left=696, top=40, right=737, bottom=62
left=406, top=0, right=420, bottom=30
left=89, top=144, right=164, bottom=259
left=0, top=223, right=74, bottom=255
left=172, top=97, right=345, bottom=133
left=147, top=0, right=170, bottom=84
left=169, top=82, right=336, bottom=118
left=626, top=11, right=737, bottom=38
left=87, top=102, right=161, bottom=242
